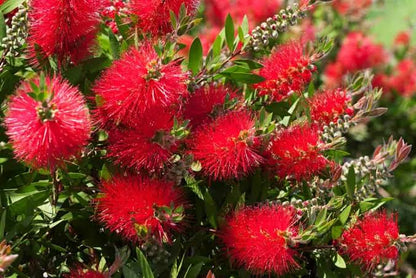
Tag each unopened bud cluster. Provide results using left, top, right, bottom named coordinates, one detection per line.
left=167, top=159, right=189, bottom=185
left=340, top=156, right=390, bottom=200
left=141, top=240, right=170, bottom=265
left=1, top=5, right=28, bottom=57
left=321, top=114, right=355, bottom=144
left=249, top=4, right=307, bottom=52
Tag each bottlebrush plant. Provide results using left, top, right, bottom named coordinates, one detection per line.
left=0, top=0, right=415, bottom=277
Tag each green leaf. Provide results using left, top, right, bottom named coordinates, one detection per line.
left=169, top=10, right=177, bottom=29
left=359, top=197, right=394, bottom=213
left=122, top=266, right=140, bottom=278
left=183, top=262, right=204, bottom=278
left=8, top=190, right=50, bottom=216
left=184, top=176, right=204, bottom=200
left=108, top=29, right=120, bottom=59
left=241, top=15, right=249, bottom=36
left=204, top=190, right=218, bottom=228
left=170, top=258, right=179, bottom=278
left=225, top=14, right=235, bottom=52
left=0, top=14, right=5, bottom=42
left=317, top=219, right=336, bottom=233
left=233, top=59, right=263, bottom=69
left=0, top=0, right=25, bottom=14
left=359, top=201, right=373, bottom=212
left=115, top=14, right=130, bottom=41
left=315, top=208, right=327, bottom=226
left=346, top=166, right=355, bottom=199
left=221, top=65, right=250, bottom=73
left=220, top=72, right=265, bottom=84
left=171, top=254, right=185, bottom=278
left=339, top=205, right=352, bottom=225
left=331, top=225, right=343, bottom=240
left=136, top=248, right=155, bottom=278
left=212, top=33, right=223, bottom=58
left=333, top=253, right=347, bottom=269
left=188, top=38, right=203, bottom=75
left=0, top=210, right=6, bottom=240
left=67, top=172, right=86, bottom=179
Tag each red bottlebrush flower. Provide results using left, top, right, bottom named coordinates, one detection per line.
left=93, top=44, right=188, bottom=127
left=372, top=73, right=391, bottom=95
left=205, top=0, right=282, bottom=27
left=106, top=108, right=176, bottom=173
left=65, top=267, right=105, bottom=278
left=96, top=175, right=185, bottom=244
left=4, top=76, right=91, bottom=170
left=388, top=59, right=416, bottom=97
left=338, top=211, right=399, bottom=271
left=129, top=0, right=198, bottom=35
left=324, top=32, right=386, bottom=88
left=323, top=62, right=345, bottom=88
left=101, top=0, right=126, bottom=33
left=308, top=88, right=353, bottom=126
left=221, top=204, right=300, bottom=275
left=267, top=125, right=328, bottom=181
left=28, top=0, right=103, bottom=65
left=190, top=110, right=263, bottom=180
left=183, top=84, right=237, bottom=127
left=332, top=0, right=372, bottom=16
left=204, top=0, right=231, bottom=26
left=338, top=32, right=386, bottom=73
left=255, top=41, right=316, bottom=102
left=394, top=31, right=411, bottom=46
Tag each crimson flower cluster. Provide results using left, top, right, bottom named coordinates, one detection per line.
left=338, top=211, right=400, bottom=271
left=205, top=0, right=282, bottom=27
left=5, top=76, right=91, bottom=170
left=374, top=59, right=416, bottom=98
left=28, top=0, right=103, bottom=65
left=255, top=41, right=316, bottom=102
left=221, top=204, right=300, bottom=275
left=190, top=110, right=263, bottom=180
left=96, top=176, right=185, bottom=243
left=308, top=88, right=354, bottom=126
left=324, top=32, right=386, bottom=88
left=65, top=267, right=105, bottom=278
left=129, top=0, right=198, bottom=35
left=267, top=124, right=328, bottom=181
left=100, top=0, right=125, bottom=33
left=331, top=0, right=372, bottom=16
